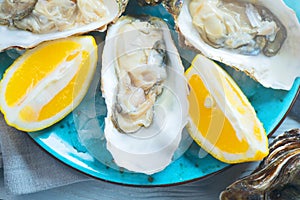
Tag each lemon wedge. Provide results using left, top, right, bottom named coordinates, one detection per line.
left=0, top=36, right=97, bottom=132
left=185, top=54, right=269, bottom=163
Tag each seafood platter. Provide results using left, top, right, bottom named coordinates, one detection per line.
left=0, top=0, right=299, bottom=186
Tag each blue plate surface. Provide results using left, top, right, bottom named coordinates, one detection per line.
left=0, top=0, right=299, bottom=186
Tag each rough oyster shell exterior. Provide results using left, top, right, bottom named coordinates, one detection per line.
left=220, top=129, right=300, bottom=200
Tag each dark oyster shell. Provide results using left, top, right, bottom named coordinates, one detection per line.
left=220, top=129, right=300, bottom=200
left=137, top=0, right=183, bottom=16
left=162, top=0, right=183, bottom=16
left=137, top=0, right=163, bottom=6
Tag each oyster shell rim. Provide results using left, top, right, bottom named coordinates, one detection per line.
left=101, top=15, right=189, bottom=175
left=0, top=0, right=129, bottom=52
left=175, top=0, right=300, bottom=90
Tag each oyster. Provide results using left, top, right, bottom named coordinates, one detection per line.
left=0, top=0, right=128, bottom=51
left=101, top=16, right=188, bottom=174
left=188, top=0, right=286, bottom=57
left=220, top=129, right=300, bottom=200
left=176, top=0, right=300, bottom=90
left=0, top=0, right=37, bottom=25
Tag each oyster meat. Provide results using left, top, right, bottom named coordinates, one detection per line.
left=176, top=0, right=300, bottom=90
left=220, top=129, right=300, bottom=200
left=0, top=0, right=128, bottom=51
left=101, top=16, right=188, bottom=174
left=189, top=0, right=286, bottom=57
left=13, top=0, right=109, bottom=34
left=0, top=0, right=37, bottom=25
left=111, top=22, right=167, bottom=133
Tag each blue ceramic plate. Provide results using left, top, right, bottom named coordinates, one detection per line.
left=1, top=0, right=299, bottom=186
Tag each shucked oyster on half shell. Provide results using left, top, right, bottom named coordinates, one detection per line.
left=176, top=0, right=300, bottom=90
left=220, top=129, right=300, bottom=200
left=0, top=0, right=128, bottom=52
left=101, top=15, right=188, bottom=174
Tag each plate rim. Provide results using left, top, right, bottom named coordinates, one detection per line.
left=27, top=81, right=300, bottom=187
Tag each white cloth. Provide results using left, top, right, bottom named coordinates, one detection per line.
left=0, top=113, right=91, bottom=195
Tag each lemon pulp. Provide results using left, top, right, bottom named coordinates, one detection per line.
left=0, top=36, right=97, bottom=131
left=185, top=54, right=268, bottom=163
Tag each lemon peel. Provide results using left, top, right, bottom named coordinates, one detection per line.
left=185, top=54, right=269, bottom=163
left=0, top=36, right=97, bottom=132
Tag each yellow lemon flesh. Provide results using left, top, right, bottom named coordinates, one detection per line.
left=185, top=55, right=269, bottom=163
left=0, top=36, right=98, bottom=132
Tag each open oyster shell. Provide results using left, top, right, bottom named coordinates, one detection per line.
left=0, top=0, right=128, bottom=52
left=220, top=129, right=300, bottom=200
left=101, top=15, right=188, bottom=174
left=175, top=0, right=300, bottom=90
